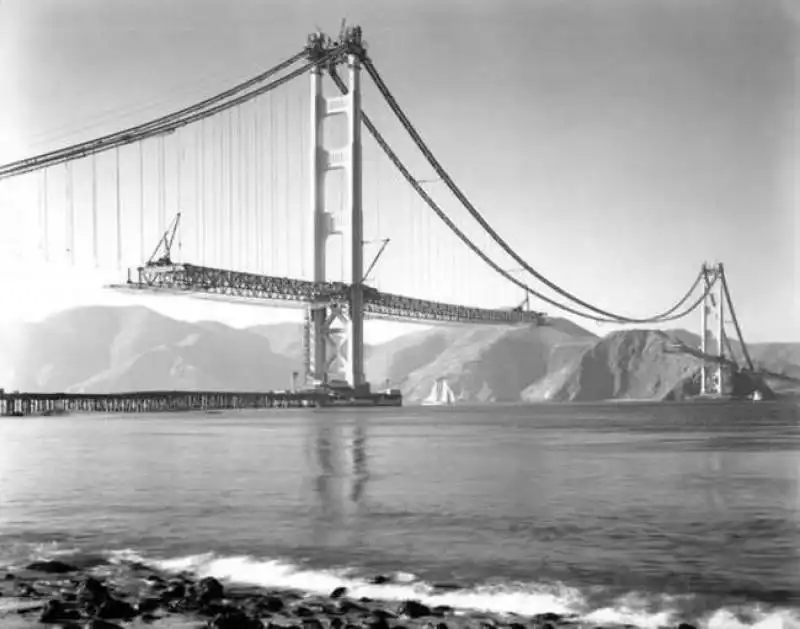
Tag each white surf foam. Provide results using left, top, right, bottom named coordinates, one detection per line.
left=108, top=550, right=798, bottom=629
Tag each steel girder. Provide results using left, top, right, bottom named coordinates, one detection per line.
left=132, top=263, right=350, bottom=304
left=365, top=291, right=545, bottom=325
left=117, top=263, right=546, bottom=326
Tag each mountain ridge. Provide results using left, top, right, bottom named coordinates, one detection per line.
left=1, top=305, right=796, bottom=402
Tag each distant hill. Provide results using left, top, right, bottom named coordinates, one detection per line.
left=522, top=329, right=703, bottom=402
left=750, top=343, right=800, bottom=377
left=399, top=320, right=596, bottom=403
left=1, top=306, right=797, bottom=402
left=247, top=322, right=305, bottom=362
left=365, top=327, right=462, bottom=390
left=3, top=306, right=301, bottom=393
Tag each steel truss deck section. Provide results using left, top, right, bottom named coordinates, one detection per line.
left=118, top=263, right=546, bottom=325
left=130, top=263, right=350, bottom=304
left=366, top=291, right=544, bottom=325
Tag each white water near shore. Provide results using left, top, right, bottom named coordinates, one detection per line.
left=4, top=543, right=798, bottom=629
left=140, top=550, right=799, bottom=629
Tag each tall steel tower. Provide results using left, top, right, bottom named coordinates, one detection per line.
left=305, top=27, right=367, bottom=392
left=699, top=262, right=726, bottom=395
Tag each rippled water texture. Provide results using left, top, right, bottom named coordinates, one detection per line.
left=1, top=402, right=799, bottom=627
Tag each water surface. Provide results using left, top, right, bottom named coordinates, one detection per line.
left=1, top=402, right=798, bottom=628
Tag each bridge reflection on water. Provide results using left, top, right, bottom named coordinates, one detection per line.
left=306, top=415, right=370, bottom=547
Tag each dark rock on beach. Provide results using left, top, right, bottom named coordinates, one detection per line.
left=396, top=600, right=432, bottom=619
left=25, top=560, right=79, bottom=574
left=77, top=576, right=110, bottom=604
left=208, top=608, right=263, bottom=629
left=87, top=620, right=125, bottom=629
left=38, top=598, right=82, bottom=623
left=97, top=597, right=138, bottom=620
left=136, top=597, right=162, bottom=614
left=196, top=577, right=224, bottom=605
left=261, top=595, right=286, bottom=613
left=0, top=559, right=701, bottom=629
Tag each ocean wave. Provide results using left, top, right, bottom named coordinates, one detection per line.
left=0, top=540, right=82, bottom=568
left=102, top=549, right=800, bottom=629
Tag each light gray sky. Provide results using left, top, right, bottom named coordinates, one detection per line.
left=0, top=0, right=797, bottom=342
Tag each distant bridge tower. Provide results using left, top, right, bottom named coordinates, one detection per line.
left=699, top=262, right=726, bottom=395
left=305, top=27, right=367, bottom=391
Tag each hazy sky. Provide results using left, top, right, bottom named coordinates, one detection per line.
left=0, top=0, right=797, bottom=343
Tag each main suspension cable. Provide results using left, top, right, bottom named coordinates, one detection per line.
left=328, top=66, right=713, bottom=324
left=1, top=48, right=342, bottom=180
left=719, top=264, right=754, bottom=372
left=0, top=50, right=308, bottom=179
left=362, top=56, right=702, bottom=324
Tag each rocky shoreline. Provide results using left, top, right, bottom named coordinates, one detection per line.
left=0, top=559, right=699, bottom=629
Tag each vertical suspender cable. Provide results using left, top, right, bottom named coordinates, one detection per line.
left=40, top=168, right=49, bottom=260
left=423, top=194, right=429, bottom=295
left=209, top=121, right=215, bottom=264
left=115, top=147, right=122, bottom=269
left=210, top=118, right=216, bottom=264
left=217, top=116, right=223, bottom=265
left=340, top=170, right=345, bottom=281
left=414, top=176, right=420, bottom=293
left=91, top=154, right=98, bottom=266
left=228, top=110, right=234, bottom=268
left=240, top=106, right=247, bottom=269
left=177, top=133, right=183, bottom=263
left=244, top=106, right=248, bottom=270
left=375, top=144, right=380, bottom=236
left=239, top=105, right=246, bottom=270
left=198, top=121, right=205, bottom=264
left=270, top=93, right=277, bottom=272
left=194, top=127, right=199, bottom=261
left=283, top=92, right=290, bottom=277
left=251, top=104, right=256, bottom=272
left=254, top=105, right=260, bottom=272
left=209, top=118, right=217, bottom=266
left=409, top=185, right=416, bottom=291
left=176, top=132, right=182, bottom=215
left=298, top=90, right=305, bottom=279
left=139, top=141, right=145, bottom=262
left=375, top=145, right=380, bottom=289
left=159, top=134, right=166, bottom=235
left=234, top=108, right=240, bottom=269
left=420, top=192, right=426, bottom=295
left=431, top=200, right=437, bottom=288
left=421, top=193, right=427, bottom=295
left=212, top=117, right=218, bottom=264
left=451, top=203, right=457, bottom=301
left=262, top=98, right=268, bottom=274
left=65, top=161, right=75, bottom=264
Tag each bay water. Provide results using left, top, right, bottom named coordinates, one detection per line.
left=1, top=402, right=798, bottom=628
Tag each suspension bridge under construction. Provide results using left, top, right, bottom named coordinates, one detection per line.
left=0, top=26, right=771, bottom=413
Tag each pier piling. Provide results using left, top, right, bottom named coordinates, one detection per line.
left=0, top=389, right=325, bottom=416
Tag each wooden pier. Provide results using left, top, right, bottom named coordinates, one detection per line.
left=0, top=389, right=328, bottom=417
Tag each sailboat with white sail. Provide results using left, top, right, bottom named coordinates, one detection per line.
left=421, top=377, right=456, bottom=406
